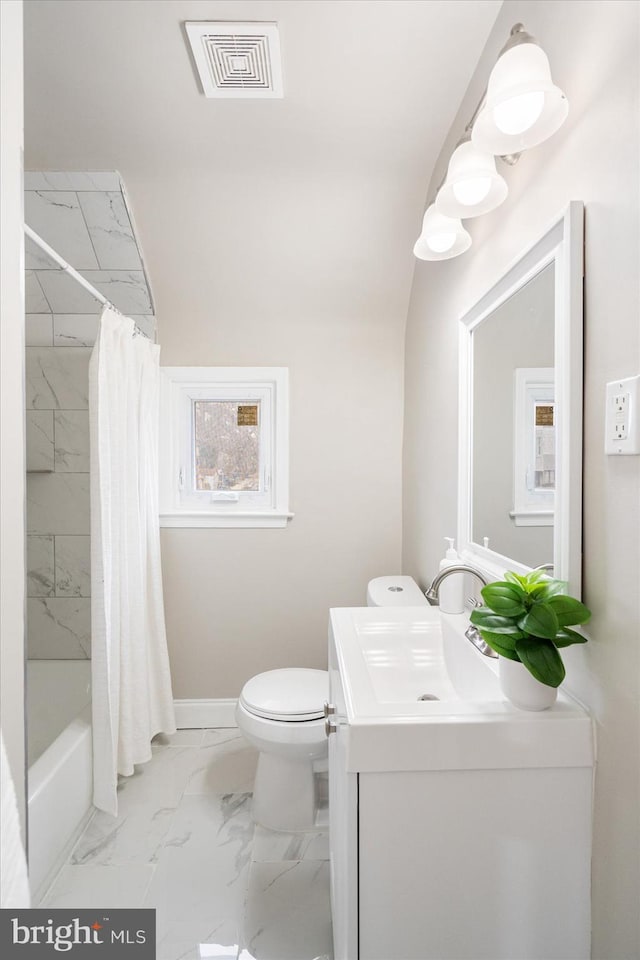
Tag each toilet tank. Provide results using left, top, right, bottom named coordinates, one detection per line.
left=366, top=576, right=427, bottom=607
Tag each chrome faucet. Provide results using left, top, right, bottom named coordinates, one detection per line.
left=425, top=564, right=489, bottom=604
left=425, top=564, right=498, bottom=659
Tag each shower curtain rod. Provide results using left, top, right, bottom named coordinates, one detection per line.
left=24, top=224, right=150, bottom=339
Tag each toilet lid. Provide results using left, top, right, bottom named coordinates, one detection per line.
left=240, top=668, right=328, bottom=722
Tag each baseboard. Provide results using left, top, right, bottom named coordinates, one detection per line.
left=173, top=698, right=238, bottom=729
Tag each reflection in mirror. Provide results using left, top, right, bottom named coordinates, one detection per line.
left=472, top=263, right=554, bottom=567
left=458, top=202, right=584, bottom=596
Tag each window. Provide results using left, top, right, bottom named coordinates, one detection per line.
left=510, top=367, right=555, bottom=526
left=159, top=367, right=291, bottom=528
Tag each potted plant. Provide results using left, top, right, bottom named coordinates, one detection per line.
left=469, top=569, right=591, bottom=710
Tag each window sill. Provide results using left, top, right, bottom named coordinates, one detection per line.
left=159, top=511, right=294, bottom=529
left=509, top=509, right=554, bottom=527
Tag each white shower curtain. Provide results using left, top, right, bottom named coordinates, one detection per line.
left=89, top=307, right=176, bottom=816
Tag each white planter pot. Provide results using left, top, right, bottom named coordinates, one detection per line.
left=499, top=657, right=558, bottom=711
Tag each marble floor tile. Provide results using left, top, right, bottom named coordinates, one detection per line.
left=153, top=729, right=206, bottom=747
left=202, top=729, right=241, bottom=748
left=41, top=863, right=155, bottom=909
left=202, top=729, right=244, bottom=748
left=39, top=732, right=334, bottom=960
left=116, top=743, right=206, bottom=809
left=242, top=860, right=333, bottom=960
left=251, top=825, right=329, bottom=863
left=144, top=793, right=253, bottom=925
left=186, top=732, right=258, bottom=796
left=156, top=917, right=240, bottom=960
left=71, top=804, right=177, bottom=867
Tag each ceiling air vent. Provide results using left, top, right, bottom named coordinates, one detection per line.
left=185, top=22, right=283, bottom=99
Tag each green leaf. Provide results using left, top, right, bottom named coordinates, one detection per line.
left=547, top=595, right=592, bottom=627
left=479, top=631, right=521, bottom=661
left=523, top=569, right=548, bottom=586
left=528, top=579, right=567, bottom=601
left=480, top=582, right=527, bottom=617
left=504, top=571, right=528, bottom=588
left=515, top=636, right=566, bottom=687
left=518, top=601, right=560, bottom=640
left=554, top=627, right=588, bottom=648
left=469, top=608, right=525, bottom=636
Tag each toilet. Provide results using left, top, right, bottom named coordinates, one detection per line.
left=236, top=576, right=426, bottom=832
left=366, top=574, right=428, bottom=607
left=236, top=668, right=328, bottom=832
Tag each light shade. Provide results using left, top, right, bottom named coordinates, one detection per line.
left=413, top=206, right=471, bottom=261
left=436, top=140, right=508, bottom=219
left=472, top=39, right=568, bottom=154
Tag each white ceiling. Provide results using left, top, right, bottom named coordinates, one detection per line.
left=23, top=0, right=503, bottom=338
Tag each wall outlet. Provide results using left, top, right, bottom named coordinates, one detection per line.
left=605, top=375, right=640, bottom=455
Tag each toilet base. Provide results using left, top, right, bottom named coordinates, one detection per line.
left=252, top=751, right=317, bottom=832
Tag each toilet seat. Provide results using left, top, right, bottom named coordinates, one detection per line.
left=239, top=668, right=328, bottom=722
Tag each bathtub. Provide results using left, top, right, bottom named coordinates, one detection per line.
left=27, top=660, right=94, bottom=902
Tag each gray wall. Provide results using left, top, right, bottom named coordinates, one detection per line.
left=158, top=307, right=404, bottom=698
left=402, top=2, right=640, bottom=957
left=118, top=151, right=406, bottom=702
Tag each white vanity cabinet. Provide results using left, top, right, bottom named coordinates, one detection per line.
left=328, top=607, right=594, bottom=960
left=327, top=646, right=358, bottom=960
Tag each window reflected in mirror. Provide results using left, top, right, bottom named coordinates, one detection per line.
left=471, top=262, right=554, bottom=568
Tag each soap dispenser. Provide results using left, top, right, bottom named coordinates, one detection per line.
left=438, top=537, right=465, bottom=614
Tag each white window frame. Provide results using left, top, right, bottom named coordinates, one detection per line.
left=159, top=367, right=292, bottom=528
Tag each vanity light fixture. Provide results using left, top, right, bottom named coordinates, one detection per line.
left=435, top=137, right=508, bottom=219
left=413, top=205, right=471, bottom=261
left=471, top=24, right=569, bottom=155
left=413, top=24, right=568, bottom=262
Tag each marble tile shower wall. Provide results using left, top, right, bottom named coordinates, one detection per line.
left=25, top=172, right=156, bottom=661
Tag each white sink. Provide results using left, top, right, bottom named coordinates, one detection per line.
left=329, top=606, right=593, bottom=773
left=353, top=606, right=499, bottom=704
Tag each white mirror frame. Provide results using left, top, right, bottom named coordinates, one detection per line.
left=458, top=201, right=584, bottom=596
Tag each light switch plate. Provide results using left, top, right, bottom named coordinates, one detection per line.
left=605, top=375, right=640, bottom=455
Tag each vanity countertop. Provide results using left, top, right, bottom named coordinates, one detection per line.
left=329, top=605, right=594, bottom=773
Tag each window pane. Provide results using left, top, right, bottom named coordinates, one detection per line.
left=534, top=403, right=555, bottom=490
left=193, top=401, right=260, bottom=491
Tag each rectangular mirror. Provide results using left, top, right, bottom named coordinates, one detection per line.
left=458, top=202, right=584, bottom=596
